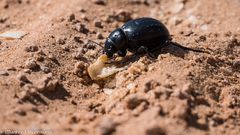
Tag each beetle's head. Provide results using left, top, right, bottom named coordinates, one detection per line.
left=103, top=28, right=127, bottom=58
left=103, top=38, right=117, bottom=58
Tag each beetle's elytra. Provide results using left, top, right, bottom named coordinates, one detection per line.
left=103, top=17, right=170, bottom=58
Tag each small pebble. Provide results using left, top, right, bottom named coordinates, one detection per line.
left=73, top=61, right=87, bottom=76
left=35, top=76, right=59, bottom=92
left=93, top=0, right=106, bottom=5
left=97, top=32, right=104, bottom=39
left=25, top=59, right=39, bottom=70
left=80, top=14, right=88, bottom=21
left=145, top=123, right=165, bottom=135
left=187, top=15, right=198, bottom=26
left=35, top=55, right=45, bottom=62
left=143, top=80, right=160, bottom=93
left=129, top=0, right=142, bottom=4
left=94, top=20, right=103, bottom=28
left=79, top=8, right=86, bottom=13
left=125, top=95, right=146, bottom=110
left=0, top=70, right=9, bottom=76
left=127, top=83, right=136, bottom=90
left=115, top=9, right=132, bottom=22
left=74, top=23, right=89, bottom=34
left=74, top=48, right=86, bottom=59
left=232, top=59, right=240, bottom=71
left=71, top=99, right=77, bottom=105
left=74, top=36, right=84, bottom=43
left=18, top=91, right=28, bottom=100
left=61, top=45, right=70, bottom=51
left=68, top=13, right=75, bottom=22
left=13, top=108, right=27, bottom=116
left=0, top=16, right=7, bottom=23
left=23, top=69, right=31, bottom=73
left=18, top=85, right=37, bottom=100
left=171, top=2, right=184, bottom=13
left=23, top=84, right=37, bottom=94
left=6, top=66, right=16, bottom=71
left=41, top=66, right=51, bottom=73
left=197, top=35, right=207, bottom=42
left=128, top=61, right=147, bottom=75
left=103, top=88, right=114, bottom=95
left=200, top=24, right=208, bottom=31
left=97, top=118, right=117, bottom=135
left=25, top=45, right=39, bottom=52
left=16, top=73, right=30, bottom=83
left=56, top=37, right=66, bottom=45
left=48, top=54, right=57, bottom=61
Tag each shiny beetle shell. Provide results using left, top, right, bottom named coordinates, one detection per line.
left=103, top=17, right=170, bottom=57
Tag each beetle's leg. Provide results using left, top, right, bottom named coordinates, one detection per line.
left=143, top=41, right=171, bottom=58
left=146, top=51, right=158, bottom=59
left=136, top=46, right=147, bottom=54
left=117, top=49, right=127, bottom=57
left=148, top=41, right=169, bottom=52
left=137, top=46, right=157, bottom=58
left=104, top=62, right=112, bottom=64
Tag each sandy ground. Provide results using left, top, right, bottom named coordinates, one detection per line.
left=0, top=0, right=240, bottom=135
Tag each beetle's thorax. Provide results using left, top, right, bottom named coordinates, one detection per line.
left=103, top=28, right=128, bottom=57
left=107, top=28, right=127, bottom=50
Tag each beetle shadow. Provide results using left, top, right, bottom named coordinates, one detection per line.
left=152, top=42, right=191, bottom=58
left=114, top=42, right=197, bottom=66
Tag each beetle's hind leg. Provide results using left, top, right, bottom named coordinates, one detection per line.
left=136, top=46, right=158, bottom=58
left=141, top=42, right=169, bottom=58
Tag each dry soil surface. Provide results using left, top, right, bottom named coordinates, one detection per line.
left=0, top=0, right=240, bottom=135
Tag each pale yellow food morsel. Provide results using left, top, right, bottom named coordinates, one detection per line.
left=87, top=54, right=125, bottom=80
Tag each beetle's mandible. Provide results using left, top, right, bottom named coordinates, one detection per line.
left=103, top=17, right=170, bottom=58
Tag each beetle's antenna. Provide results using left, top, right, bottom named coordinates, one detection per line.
left=87, top=40, right=103, bottom=48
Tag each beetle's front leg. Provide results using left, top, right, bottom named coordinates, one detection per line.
left=117, top=49, right=127, bottom=57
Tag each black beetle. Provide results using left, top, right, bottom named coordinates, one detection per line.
left=103, top=17, right=204, bottom=58
left=103, top=17, right=171, bottom=58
